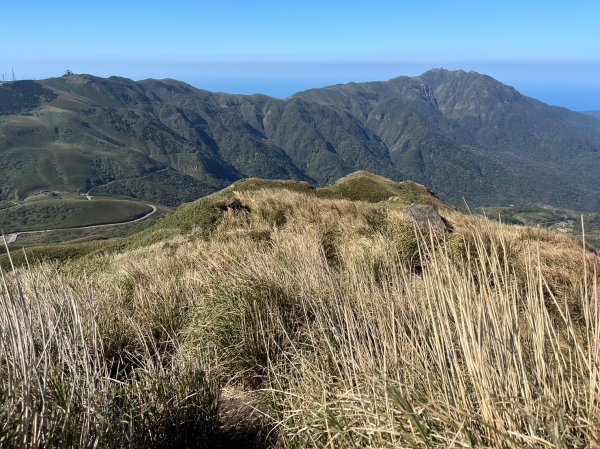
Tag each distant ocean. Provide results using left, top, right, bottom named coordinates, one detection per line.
left=185, top=77, right=600, bottom=111
left=515, top=84, right=600, bottom=111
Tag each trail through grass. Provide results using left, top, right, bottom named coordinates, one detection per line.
left=0, top=186, right=598, bottom=447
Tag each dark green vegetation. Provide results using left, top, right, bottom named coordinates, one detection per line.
left=1, top=69, right=599, bottom=213
left=0, top=197, right=152, bottom=233
left=0, top=80, right=57, bottom=115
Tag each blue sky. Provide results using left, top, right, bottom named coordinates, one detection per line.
left=2, top=0, right=599, bottom=109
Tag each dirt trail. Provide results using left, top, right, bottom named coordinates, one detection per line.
left=214, top=392, right=273, bottom=449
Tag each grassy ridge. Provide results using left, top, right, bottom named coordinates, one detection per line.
left=0, top=173, right=441, bottom=268
left=0, top=174, right=598, bottom=447
left=317, top=170, right=447, bottom=207
left=0, top=197, right=152, bottom=233
left=9, top=210, right=165, bottom=247
left=0, top=194, right=223, bottom=269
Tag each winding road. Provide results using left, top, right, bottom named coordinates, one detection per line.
left=3, top=204, right=157, bottom=244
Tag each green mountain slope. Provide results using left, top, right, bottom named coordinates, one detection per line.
left=584, top=110, right=600, bottom=120
left=1, top=69, right=599, bottom=210
left=295, top=69, right=600, bottom=209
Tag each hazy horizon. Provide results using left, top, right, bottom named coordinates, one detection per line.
left=2, top=0, right=599, bottom=110
left=3, top=59, right=600, bottom=111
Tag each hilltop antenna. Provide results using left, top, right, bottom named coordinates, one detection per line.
left=11, top=67, right=15, bottom=82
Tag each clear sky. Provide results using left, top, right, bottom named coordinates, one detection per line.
left=2, top=0, right=599, bottom=110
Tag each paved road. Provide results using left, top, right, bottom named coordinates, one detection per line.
left=3, top=204, right=157, bottom=244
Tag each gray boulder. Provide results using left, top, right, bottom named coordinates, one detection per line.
left=404, top=204, right=448, bottom=232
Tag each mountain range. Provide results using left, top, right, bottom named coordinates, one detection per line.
left=1, top=68, right=599, bottom=210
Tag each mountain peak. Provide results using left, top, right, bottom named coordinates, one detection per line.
left=1, top=70, right=599, bottom=213
left=421, top=67, right=468, bottom=76
left=418, top=67, right=490, bottom=83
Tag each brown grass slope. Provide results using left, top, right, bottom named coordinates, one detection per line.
left=0, top=173, right=598, bottom=448
left=318, top=170, right=448, bottom=208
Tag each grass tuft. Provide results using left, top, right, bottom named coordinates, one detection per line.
left=0, top=186, right=598, bottom=447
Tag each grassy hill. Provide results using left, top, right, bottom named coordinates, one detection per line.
left=0, top=173, right=598, bottom=447
left=318, top=170, right=447, bottom=207
left=3, top=171, right=598, bottom=263
left=0, top=172, right=446, bottom=260
left=1, top=69, right=600, bottom=213
left=0, top=197, right=153, bottom=233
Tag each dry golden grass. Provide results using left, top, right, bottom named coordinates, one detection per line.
left=1, top=187, right=598, bottom=448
